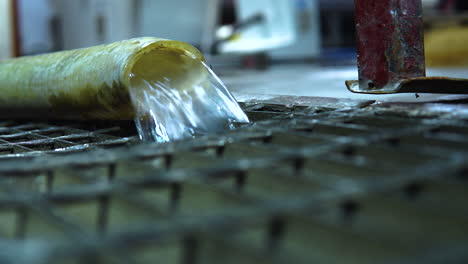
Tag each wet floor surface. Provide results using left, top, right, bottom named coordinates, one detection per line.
left=222, top=65, right=468, bottom=103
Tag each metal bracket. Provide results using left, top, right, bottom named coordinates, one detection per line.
left=347, top=0, right=468, bottom=94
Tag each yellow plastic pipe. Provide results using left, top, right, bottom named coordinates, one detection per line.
left=0, top=37, right=204, bottom=119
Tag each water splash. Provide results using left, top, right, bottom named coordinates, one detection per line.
left=128, top=49, right=249, bottom=143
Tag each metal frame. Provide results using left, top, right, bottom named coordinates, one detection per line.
left=0, top=99, right=467, bottom=263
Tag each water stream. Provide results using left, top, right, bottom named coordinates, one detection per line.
left=128, top=49, right=249, bottom=142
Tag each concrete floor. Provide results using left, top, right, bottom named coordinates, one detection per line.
left=222, top=65, right=468, bottom=103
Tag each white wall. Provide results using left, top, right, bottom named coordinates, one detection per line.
left=54, top=0, right=108, bottom=50
left=139, top=0, right=208, bottom=46
left=106, top=0, right=135, bottom=42
left=270, top=0, right=321, bottom=59
left=0, top=0, right=13, bottom=60
left=55, top=0, right=208, bottom=50
left=52, top=0, right=317, bottom=56
left=18, top=0, right=54, bottom=55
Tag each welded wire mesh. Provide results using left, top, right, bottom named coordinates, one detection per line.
left=0, top=98, right=467, bottom=264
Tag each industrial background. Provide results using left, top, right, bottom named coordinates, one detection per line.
left=0, top=0, right=467, bottom=263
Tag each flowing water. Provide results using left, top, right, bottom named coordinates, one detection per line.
left=128, top=49, right=249, bottom=143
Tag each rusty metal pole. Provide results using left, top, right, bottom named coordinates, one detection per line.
left=348, top=0, right=427, bottom=93
left=346, top=0, right=467, bottom=94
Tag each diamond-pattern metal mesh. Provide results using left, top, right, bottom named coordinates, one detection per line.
left=0, top=98, right=467, bottom=264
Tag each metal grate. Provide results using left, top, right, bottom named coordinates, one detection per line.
left=0, top=97, right=467, bottom=264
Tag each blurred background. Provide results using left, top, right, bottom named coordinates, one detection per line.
left=1, top=0, right=468, bottom=101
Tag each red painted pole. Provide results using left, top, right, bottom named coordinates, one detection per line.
left=354, top=0, right=426, bottom=90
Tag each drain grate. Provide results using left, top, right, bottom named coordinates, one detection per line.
left=0, top=97, right=467, bottom=264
